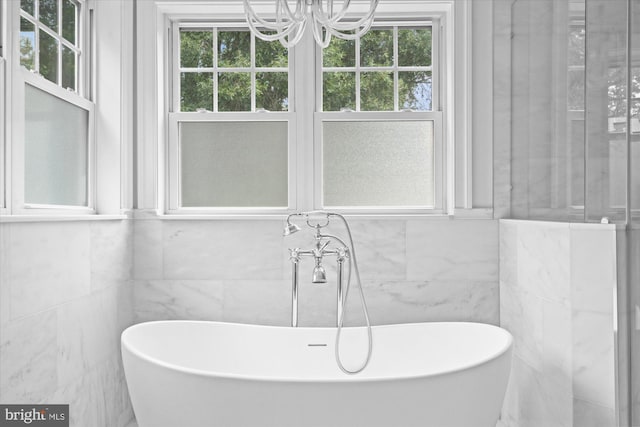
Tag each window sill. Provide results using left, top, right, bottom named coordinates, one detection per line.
left=0, top=213, right=131, bottom=223
left=134, top=208, right=493, bottom=221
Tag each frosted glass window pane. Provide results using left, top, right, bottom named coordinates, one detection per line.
left=180, top=122, right=288, bottom=207
left=25, top=84, right=88, bottom=206
left=323, top=121, right=434, bottom=207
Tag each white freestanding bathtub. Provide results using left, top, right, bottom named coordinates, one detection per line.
left=122, top=321, right=512, bottom=427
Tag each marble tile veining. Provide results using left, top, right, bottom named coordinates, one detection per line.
left=163, top=221, right=283, bottom=280
left=133, top=219, right=163, bottom=280
left=406, top=219, right=499, bottom=282
left=0, top=310, right=58, bottom=403
left=90, top=220, right=133, bottom=291
left=57, top=287, right=119, bottom=386
left=134, top=280, right=224, bottom=322
left=8, top=222, right=91, bottom=318
left=499, top=219, right=617, bottom=427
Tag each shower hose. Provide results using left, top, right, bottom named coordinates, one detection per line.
left=322, top=212, right=373, bottom=375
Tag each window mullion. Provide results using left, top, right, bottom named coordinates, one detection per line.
left=213, top=28, right=218, bottom=112
left=250, top=33, right=256, bottom=112
left=393, top=26, right=398, bottom=111
left=355, top=35, right=360, bottom=111
left=57, top=0, right=62, bottom=86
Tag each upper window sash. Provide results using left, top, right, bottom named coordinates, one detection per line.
left=18, top=0, right=87, bottom=97
left=317, top=20, right=439, bottom=113
left=171, top=22, right=294, bottom=114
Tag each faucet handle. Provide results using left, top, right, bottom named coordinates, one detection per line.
left=289, top=248, right=301, bottom=263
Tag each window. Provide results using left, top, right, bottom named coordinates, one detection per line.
left=156, top=1, right=464, bottom=215
left=168, top=24, right=294, bottom=212
left=11, top=0, right=93, bottom=213
left=316, top=24, right=442, bottom=211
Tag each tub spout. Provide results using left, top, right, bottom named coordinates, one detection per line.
left=312, top=263, right=327, bottom=283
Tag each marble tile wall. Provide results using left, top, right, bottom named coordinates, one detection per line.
left=0, top=220, right=135, bottom=427
left=499, top=219, right=617, bottom=427
left=133, top=217, right=500, bottom=328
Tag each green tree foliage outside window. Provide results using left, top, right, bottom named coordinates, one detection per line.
left=323, top=27, right=433, bottom=112
left=180, top=29, right=288, bottom=112
left=20, top=0, right=78, bottom=90
left=179, top=26, right=432, bottom=113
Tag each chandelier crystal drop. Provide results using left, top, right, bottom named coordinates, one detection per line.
left=243, top=0, right=380, bottom=49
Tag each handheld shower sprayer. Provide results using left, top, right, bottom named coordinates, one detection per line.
left=283, top=211, right=373, bottom=375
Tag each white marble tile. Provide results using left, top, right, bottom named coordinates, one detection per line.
left=133, top=280, right=224, bottom=322
left=572, top=309, right=615, bottom=409
left=50, top=356, right=133, bottom=427
left=542, top=300, right=572, bottom=385
left=516, top=290, right=544, bottom=372
left=570, top=226, right=616, bottom=314
left=117, top=281, right=135, bottom=334
left=515, top=358, right=547, bottom=427
left=163, top=221, right=283, bottom=280
left=541, top=302, right=573, bottom=427
left=341, top=280, right=499, bottom=326
left=57, top=287, right=119, bottom=386
left=499, top=354, right=520, bottom=427
left=8, top=222, right=91, bottom=318
left=406, top=219, right=499, bottom=281
left=573, top=398, right=616, bottom=427
left=0, top=310, right=58, bottom=403
left=50, top=367, right=100, bottom=427
left=342, top=220, right=406, bottom=282
left=499, top=277, right=522, bottom=348
left=516, top=221, right=570, bottom=306
left=133, top=219, right=163, bottom=280
left=90, top=220, right=133, bottom=291
left=540, top=373, right=573, bottom=427
left=499, top=220, right=518, bottom=290
left=222, top=280, right=291, bottom=326
left=0, top=224, right=10, bottom=328
left=296, top=279, right=338, bottom=327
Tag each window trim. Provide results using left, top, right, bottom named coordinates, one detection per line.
left=138, top=0, right=474, bottom=218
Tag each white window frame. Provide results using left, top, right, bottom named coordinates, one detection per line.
left=167, top=21, right=296, bottom=214
left=7, top=0, right=96, bottom=215
left=314, top=19, right=446, bottom=214
left=138, top=0, right=472, bottom=218
left=167, top=112, right=297, bottom=214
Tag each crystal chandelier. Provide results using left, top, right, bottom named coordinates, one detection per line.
left=243, top=0, right=380, bottom=48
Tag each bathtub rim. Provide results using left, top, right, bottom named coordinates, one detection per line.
left=121, top=320, right=513, bottom=384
